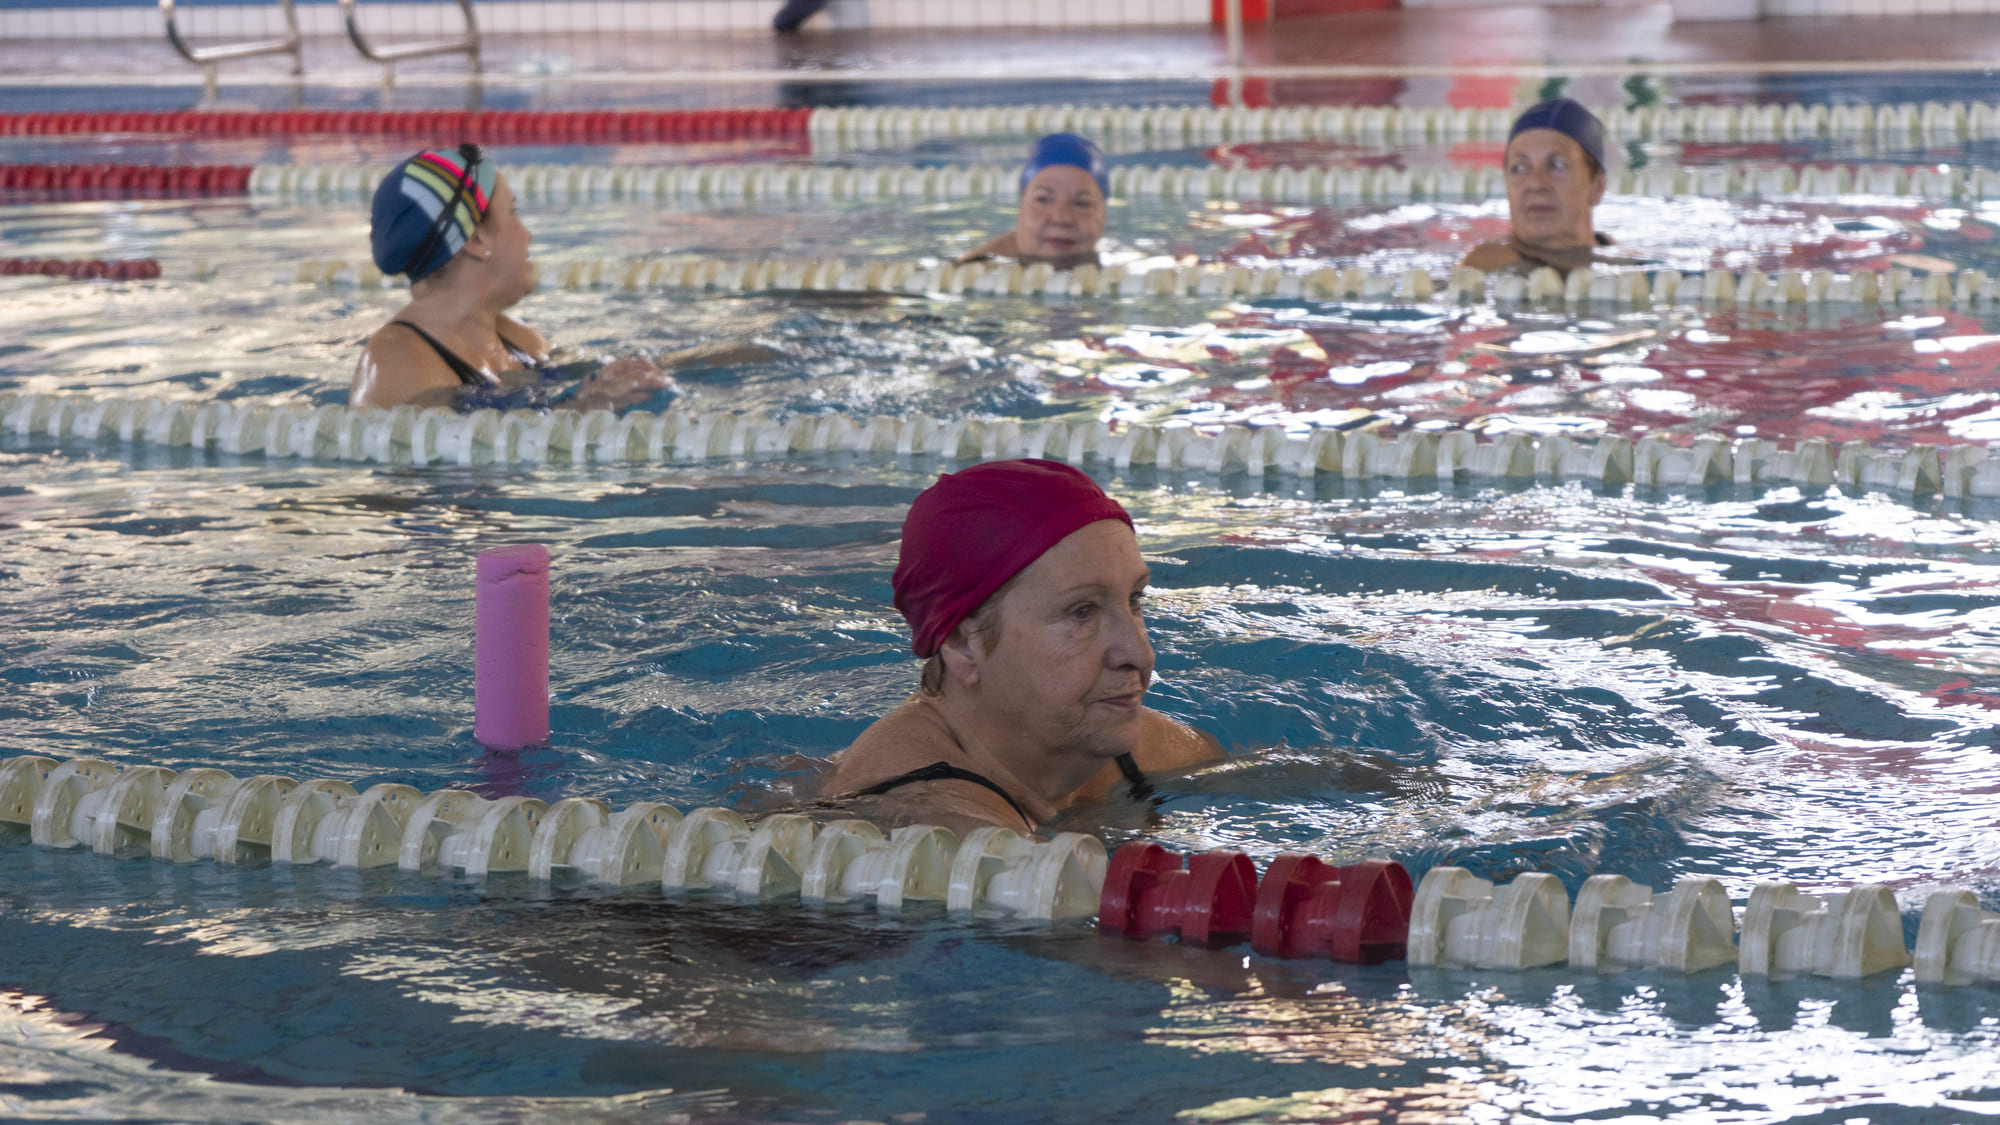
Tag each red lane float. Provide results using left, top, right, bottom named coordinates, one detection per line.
left=1251, top=854, right=1413, bottom=963
left=0, top=109, right=812, bottom=144
left=1098, top=841, right=1257, bottom=947
left=0, top=258, right=161, bottom=280
left=0, top=164, right=253, bottom=199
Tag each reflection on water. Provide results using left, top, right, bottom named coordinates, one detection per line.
left=8, top=118, right=2000, bottom=1120
left=10, top=194, right=2000, bottom=450
left=1, top=454, right=1999, bottom=1120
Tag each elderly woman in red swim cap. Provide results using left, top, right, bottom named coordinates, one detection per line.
left=823, top=459, right=1222, bottom=835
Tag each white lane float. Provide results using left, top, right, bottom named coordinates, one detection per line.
left=1915, top=889, right=2000, bottom=986
left=1739, top=881, right=1910, bottom=979
left=1406, top=867, right=1573, bottom=970
left=1567, top=874, right=1739, bottom=975
left=801, top=820, right=958, bottom=911
left=528, top=797, right=682, bottom=887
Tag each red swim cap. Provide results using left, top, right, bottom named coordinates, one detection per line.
left=893, top=459, right=1132, bottom=658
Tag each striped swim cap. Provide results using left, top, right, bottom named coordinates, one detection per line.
left=369, top=146, right=499, bottom=282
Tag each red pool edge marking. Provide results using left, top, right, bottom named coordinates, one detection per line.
left=0, top=108, right=812, bottom=142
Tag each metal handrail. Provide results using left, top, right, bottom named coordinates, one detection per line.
left=339, top=0, right=480, bottom=87
left=160, top=0, right=302, bottom=101
left=1221, top=0, right=1245, bottom=108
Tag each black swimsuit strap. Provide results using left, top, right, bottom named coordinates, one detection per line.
left=853, top=762, right=1036, bottom=828
left=389, top=320, right=538, bottom=388
left=1114, top=752, right=1154, bottom=802
left=853, top=754, right=1154, bottom=829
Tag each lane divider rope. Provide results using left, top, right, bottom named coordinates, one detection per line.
left=274, top=255, right=1997, bottom=316
left=0, top=102, right=1987, bottom=147
left=4, top=158, right=1984, bottom=206
left=803, top=100, right=2000, bottom=148
left=0, top=163, right=252, bottom=197
left=1, top=257, right=159, bottom=280
left=3, top=754, right=1994, bottom=991
left=1103, top=841, right=1999, bottom=988
left=0, top=755, right=1099, bottom=920
left=10, top=244, right=1987, bottom=320
left=3, top=391, right=1993, bottom=499
left=247, top=159, right=1996, bottom=205
left=0, top=108, right=811, bottom=143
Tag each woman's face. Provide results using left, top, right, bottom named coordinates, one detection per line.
left=1503, top=129, right=1604, bottom=249
left=1014, top=165, right=1106, bottom=262
left=474, top=175, right=536, bottom=302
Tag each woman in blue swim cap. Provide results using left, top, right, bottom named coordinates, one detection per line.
left=349, top=146, right=679, bottom=411
left=1462, top=99, right=1623, bottom=277
left=956, top=133, right=1110, bottom=271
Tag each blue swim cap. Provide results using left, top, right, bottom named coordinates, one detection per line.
left=1508, top=98, right=1607, bottom=173
left=370, top=145, right=499, bottom=282
left=1019, top=133, right=1109, bottom=200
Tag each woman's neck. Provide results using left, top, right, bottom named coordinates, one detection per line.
left=406, top=280, right=506, bottom=340
left=923, top=691, right=1102, bottom=815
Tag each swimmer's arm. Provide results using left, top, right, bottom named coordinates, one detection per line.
left=655, top=339, right=785, bottom=370
left=955, top=231, right=1019, bottom=265
left=498, top=314, right=551, bottom=363
left=349, top=326, right=465, bottom=409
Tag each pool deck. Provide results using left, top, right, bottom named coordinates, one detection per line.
left=4, top=3, right=2000, bottom=93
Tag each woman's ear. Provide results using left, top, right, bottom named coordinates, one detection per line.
left=938, top=626, right=983, bottom=689
left=462, top=225, right=494, bottom=262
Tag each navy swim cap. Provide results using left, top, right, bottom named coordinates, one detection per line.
left=1508, top=98, right=1607, bottom=173
left=1019, top=133, right=1109, bottom=200
left=370, top=146, right=499, bottom=282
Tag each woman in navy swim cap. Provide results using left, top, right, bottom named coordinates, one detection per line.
left=1462, top=99, right=1625, bottom=277
left=349, top=146, right=683, bottom=411
left=956, top=133, right=1111, bottom=271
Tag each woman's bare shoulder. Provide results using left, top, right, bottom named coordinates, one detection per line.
left=1135, top=708, right=1223, bottom=771
left=1460, top=240, right=1522, bottom=272
left=823, top=695, right=957, bottom=792
left=351, top=320, right=459, bottom=408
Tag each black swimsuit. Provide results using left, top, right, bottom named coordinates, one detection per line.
left=390, top=320, right=538, bottom=387
left=853, top=753, right=1153, bottom=830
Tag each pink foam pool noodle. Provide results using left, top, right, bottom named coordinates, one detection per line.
left=475, top=544, right=551, bottom=750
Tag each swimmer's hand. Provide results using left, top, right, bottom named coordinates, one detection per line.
left=658, top=339, right=786, bottom=370
left=568, top=355, right=678, bottom=412
left=954, top=232, right=1098, bottom=271
left=955, top=232, right=1018, bottom=265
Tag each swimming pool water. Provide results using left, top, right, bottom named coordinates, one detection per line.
left=5, top=73, right=2000, bottom=1125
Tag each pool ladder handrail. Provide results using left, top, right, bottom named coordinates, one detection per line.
left=338, top=0, right=481, bottom=89
left=159, top=0, right=303, bottom=102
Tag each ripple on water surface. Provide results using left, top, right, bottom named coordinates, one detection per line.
left=2, top=451, right=1998, bottom=1121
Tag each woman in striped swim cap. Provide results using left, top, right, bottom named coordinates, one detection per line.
left=349, top=145, right=676, bottom=411
left=955, top=133, right=1111, bottom=271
